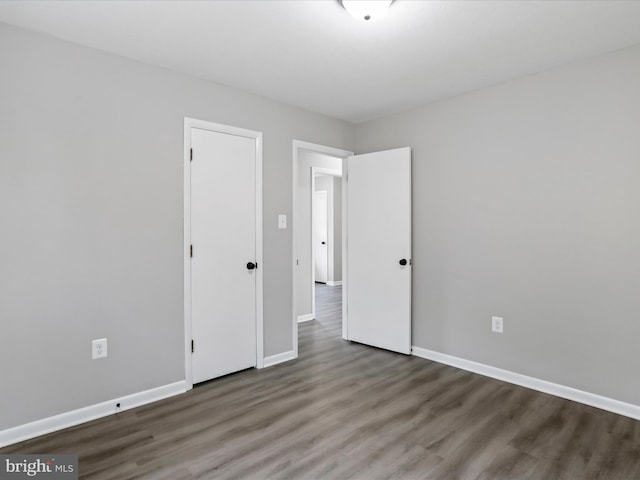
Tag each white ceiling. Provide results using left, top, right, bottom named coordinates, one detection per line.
left=2, top=0, right=640, bottom=123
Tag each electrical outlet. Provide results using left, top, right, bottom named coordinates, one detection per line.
left=92, top=338, right=108, bottom=359
left=491, top=316, right=504, bottom=333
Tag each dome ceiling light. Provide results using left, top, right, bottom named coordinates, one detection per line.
left=340, top=1, right=394, bottom=22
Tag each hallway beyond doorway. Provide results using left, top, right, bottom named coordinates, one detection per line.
left=313, top=283, right=342, bottom=332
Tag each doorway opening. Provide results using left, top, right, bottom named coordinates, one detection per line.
left=313, top=188, right=329, bottom=285
left=292, top=141, right=353, bottom=358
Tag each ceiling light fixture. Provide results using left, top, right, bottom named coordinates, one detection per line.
left=341, top=0, right=393, bottom=22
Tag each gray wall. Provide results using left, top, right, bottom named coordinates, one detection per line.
left=3, top=18, right=639, bottom=434
left=355, top=44, right=640, bottom=405
left=314, top=175, right=342, bottom=283
left=0, top=23, right=354, bottom=430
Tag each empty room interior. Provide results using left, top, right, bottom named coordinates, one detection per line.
left=1, top=1, right=640, bottom=479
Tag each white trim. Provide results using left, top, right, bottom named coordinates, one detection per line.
left=314, top=166, right=342, bottom=177
left=262, top=350, right=296, bottom=368
left=255, top=132, right=264, bottom=369
left=411, top=346, right=640, bottom=421
left=0, top=381, right=186, bottom=448
left=294, top=140, right=354, bottom=159
left=184, top=117, right=264, bottom=389
left=297, top=314, right=315, bottom=323
left=341, top=156, right=348, bottom=340
left=292, top=141, right=353, bottom=360
left=310, top=174, right=317, bottom=319
left=326, top=280, right=343, bottom=286
left=292, top=143, right=298, bottom=359
left=183, top=120, right=193, bottom=389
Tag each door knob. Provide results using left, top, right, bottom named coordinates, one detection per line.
left=246, top=262, right=257, bottom=270
left=399, top=259, right=408, bottom=266
left=321, top=241, right=326, bottom=245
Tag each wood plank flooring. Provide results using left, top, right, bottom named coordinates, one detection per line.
left=3, top=283, right=639, bottom=479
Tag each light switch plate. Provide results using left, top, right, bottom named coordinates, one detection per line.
left=278, top=214, right=287, bottom=229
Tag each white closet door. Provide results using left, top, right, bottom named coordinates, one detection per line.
left=190, top=127, right=257, bottom=383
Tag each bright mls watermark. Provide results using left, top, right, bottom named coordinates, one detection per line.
left=0, top=455, right=77, bottom=479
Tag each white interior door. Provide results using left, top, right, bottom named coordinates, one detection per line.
left=346, top=147, right=411, bottom=354
left=190, top=127, right=257, bottom=383
left=314, top=190, right=328, bottom=284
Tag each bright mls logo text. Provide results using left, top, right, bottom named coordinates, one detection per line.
left=0, top=455, right=77, bottom=479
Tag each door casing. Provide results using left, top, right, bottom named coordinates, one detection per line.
left=184, top=117, right=264, bottom=390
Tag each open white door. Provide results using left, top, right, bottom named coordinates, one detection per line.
left=346, top=147, right=411, bottom=354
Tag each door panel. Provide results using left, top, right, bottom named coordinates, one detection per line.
left=346, top=147, right=411, bottom=354
left=190, top=128, right=257, bottom=383
left=314, top=190, right=328, bottom=284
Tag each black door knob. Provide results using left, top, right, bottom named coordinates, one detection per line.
left=321, top=241, right=326, bottom=245
left=399, top=259, right=408, bottom=266
left=246, top=262, right=257, bottom=270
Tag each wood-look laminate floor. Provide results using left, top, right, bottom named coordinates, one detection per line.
left=3, top=284, right=639, bottom=479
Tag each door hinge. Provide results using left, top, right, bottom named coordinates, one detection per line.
left=190, top=245, right=193, bottom=257
left=190, top=148, right=193, bottom=161
left=191, top=339, right=194, bottom=353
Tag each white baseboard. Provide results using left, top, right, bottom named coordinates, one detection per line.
left=297, top=314, right=314, bottom=323
left=263, top=350, right=296, bottom=368
left=411, top=346, right=640, bottom=421
left=326, top=281, right=342, bottom=286
left=0, top=381, right=187, bottom=448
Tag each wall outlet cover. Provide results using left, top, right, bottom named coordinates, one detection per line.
left=92, top=338, right=108, bottom=359
left=492, top=316, right=504, bottom=333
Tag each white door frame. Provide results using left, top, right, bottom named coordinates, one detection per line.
left=184, top=117, right=264, bottom=390
left=292, top=140, right=353, bottom=358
